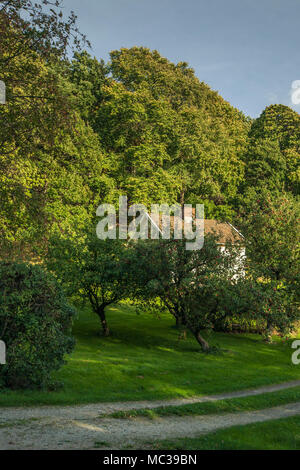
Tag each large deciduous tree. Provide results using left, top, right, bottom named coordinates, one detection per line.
left=0, top=1, right=111, bottom=258
left=236, top=189, right=300, bottom=298
left=242, top=138, right=286, bottom=193
left=249, top=104, right=300, bottom=196
left=70, top=47, right=249, bottom=214
left=0, top=0, right=88, bottom=153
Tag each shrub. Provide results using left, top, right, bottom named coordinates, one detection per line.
left=211, top=279, right=299, bottom=340
left=0, top=262, right=75, bottom=389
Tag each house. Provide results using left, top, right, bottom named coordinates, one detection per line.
left=144, top=212, right=245, bottom=277
left=200, top=219, right=245, bottom=278
left=202, top=219, right=244, bottom=248
left=144, top=211, right=244, bottom=247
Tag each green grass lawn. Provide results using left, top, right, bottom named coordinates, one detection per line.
left=1, top=303, right=299, bottom=407
left=154, top=416, right=300, bottom=450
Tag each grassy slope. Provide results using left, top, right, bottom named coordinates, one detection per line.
left=155, top=416, right=300, bottom=450
left=0, top=303, right=299, bottom=407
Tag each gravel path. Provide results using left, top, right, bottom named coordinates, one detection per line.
left=1, top=380, right=300, bottom=424
left=1, top=402, right=300, bottom=450
left=1, top=380, right=300, bottom=450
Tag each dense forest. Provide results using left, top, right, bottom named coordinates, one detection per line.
left=0, top=1, right=299, bottom=260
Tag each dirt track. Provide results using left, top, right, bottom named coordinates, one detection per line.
left=1, top=380, right=300, bottom=449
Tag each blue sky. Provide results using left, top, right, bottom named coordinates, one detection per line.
left=63, top=0, right=300, bottom=118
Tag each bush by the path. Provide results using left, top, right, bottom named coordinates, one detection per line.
left=0, top=262, right=75, bottom=389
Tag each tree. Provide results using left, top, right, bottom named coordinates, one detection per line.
left=132, top=232, right=299, bottom=347
left=236, top=188, right=300, bottom=340
left=0, top=106, right=108, bottom=259
left=249, top=104, right=300, bottom=196
left=77, top=47, right=249, bottom=212
left=68, top=51, right=108, bottom=126
left=237, top=189, right=300, bottom=289
left=0, top=0, right=88, bottom=154
left=0, top=0, right=88, bottom=67
left=242, top=138, right=286, bottom=193
left=46, top=231, right=135, bottom=336
left=131, top=235, right=244, bottom=351
left=185, top=277, right=299, bottom=343
left=0, top=1, right=108, bottom=258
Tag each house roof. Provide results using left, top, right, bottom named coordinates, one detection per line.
left=202, top=220, right=244, bottom=245
left=146, top=214, right=244, bottom=245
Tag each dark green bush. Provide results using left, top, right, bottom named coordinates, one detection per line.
left=0, top=262, right=75, bottom=389
left=211, top=279, right=299, bottom=339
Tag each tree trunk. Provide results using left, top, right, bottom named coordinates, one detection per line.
left=194, top=331, right=210, bottom=352
left=265, top=321, right=274, bottom=343
left=97, top=307, right=110, bottom=337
